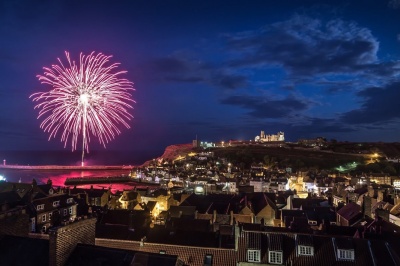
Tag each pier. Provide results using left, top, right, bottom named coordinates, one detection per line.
left=64, top=176, right=161, bottom=186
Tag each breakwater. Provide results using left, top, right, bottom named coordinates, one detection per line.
left=64, top=176, right=160, bottom=186
left=0, top=165, right=134, bottom=170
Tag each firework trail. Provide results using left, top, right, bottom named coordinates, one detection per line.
left=30, top=51, right=135, bottom=166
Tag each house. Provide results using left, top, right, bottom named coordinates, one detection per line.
left=242, top=192, right=277, bottom=225
left=28, top=193, right=78, bottom=233
left=69, top=186, right=111, bottom=208
left=0, top=191, right=29, bottom=237
left=236, top=223, right=400, bottom=265
left=336, top=202, right=363, bottom=226
left=118, top=190, right=141, bottom=209
left=140, top=188, right=170, bottom=215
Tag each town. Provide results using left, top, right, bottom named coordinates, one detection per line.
left=1, top=132, right=400, bottom=265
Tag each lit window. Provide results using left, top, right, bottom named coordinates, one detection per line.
left=337, top=249, right=354, bottom=260
left=69, top=207, right=73, bottom=214
left=53, top=201, right=60, bottom=207
left=247, top=249, right=261, bottom=262
left=36, top=204, right=44, bottom=211
left=269, top=251, right=283, bottom=264
left=298, top=245, right=313, bottom=256
left=204, top=254, right=213, bottom=266
left=42, top=214, right=46, bottom=222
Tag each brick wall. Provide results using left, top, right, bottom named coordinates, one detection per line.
left=49, top=217, right=96, bottom=266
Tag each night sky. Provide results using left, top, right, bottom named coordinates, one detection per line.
left=1, top=0, right=400, bottom=160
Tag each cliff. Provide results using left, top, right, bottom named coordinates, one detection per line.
left=141, top=143, right=194, bottom=166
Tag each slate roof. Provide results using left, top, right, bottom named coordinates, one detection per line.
left=0, top=191, right=23, bottom=207
left=180, top=193, right=242, bottom=214
left=96, top=224, right=145, bottom=241
left=69, top=187, right=109, bottom=198
left=99, top=209, right=131, bottom=226
left=245, top=192, right=277, bottom=215
left=145, top=225, right=220, bottom=248
left=337, top=202, right=362, bottom=222
left=237, top=224, right=400, bottom=266
left=168, top=205, right=196, bottom=218
left=65, top=243, right=135, bottom=266
left=0, top=235, right=49, bottom=266
left=292, top=198, right=328, bottom=209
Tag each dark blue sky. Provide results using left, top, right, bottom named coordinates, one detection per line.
left=1, top=0, right=400, bottom=160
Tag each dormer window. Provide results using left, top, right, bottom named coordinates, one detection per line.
left=247, top=249, right=261, bottom=263
left=296, top=235, right=314, bottom=257
left=268, top=251, right=283, bottom=264
left=337, top=249, right=354, bottom=260
left=36, top=204, right=44, bottom=211
left=333, top=238, right=355, bottom=261
left=298, top=245, right=314, bottom=256
left=53, top=201, right=60, bottom=207
left=66, top=198, right=74, bottom=204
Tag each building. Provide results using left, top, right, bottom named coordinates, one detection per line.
left=255, top=131, right=285, bottom=142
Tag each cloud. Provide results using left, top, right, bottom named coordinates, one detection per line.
left=341, top=81, right=400, bottom=125
left=223, top=15, right=398, bottom=81
left=220, top=94, right=308, bottom=118
left=388, top=0, right=400, bottom=9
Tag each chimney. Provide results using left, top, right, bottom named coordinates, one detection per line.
left=49, top=217, right=96, bottom=266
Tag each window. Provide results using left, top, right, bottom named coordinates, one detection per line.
left=69, top=207, right=73, bottom=214
left=269, top=251, right=283, bottom=264
left=66, top=198, right=73, bottom=204
left=49, top=212, right=52, bottom=220
left=52, top=201, right=60, bottom=207
left=63, top=209, right=67, bottom=216
left=247, top=249, right=261, bottom=263
left=31, top=217, right=36, bottom=232
left=41, top=226, right=46, bottom=233
left=42, top=214, right=46, bottom=222
left=298, top=245, right=313, bottom=256
left=36, top=204, right=44, bottom=211
left=337, top=249, right=354, bottom=260
left=204, top=254, right=213, bottom=266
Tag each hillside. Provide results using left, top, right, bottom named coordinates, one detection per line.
left=141, top=143, right=194, bottom=166
left=142, top=142, right=400, bottom=170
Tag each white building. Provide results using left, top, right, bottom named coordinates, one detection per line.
left=255, top=131, right=285, bottom=142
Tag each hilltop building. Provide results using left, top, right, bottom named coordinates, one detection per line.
left=255, top=131, right=285, bottom=142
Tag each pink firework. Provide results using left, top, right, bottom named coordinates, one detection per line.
left=30, top=51, right=135, bottom=165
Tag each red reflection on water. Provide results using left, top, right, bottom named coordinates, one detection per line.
left=38, top=170, right=156, bottom=193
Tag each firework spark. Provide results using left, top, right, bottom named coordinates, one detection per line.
left=30, top=51, right=135, bottom=166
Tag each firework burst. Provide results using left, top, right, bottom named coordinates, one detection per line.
left=30, top=51, right=135, bottom=166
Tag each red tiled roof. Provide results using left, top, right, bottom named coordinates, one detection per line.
left=96, top=238, right=236, bottom=266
